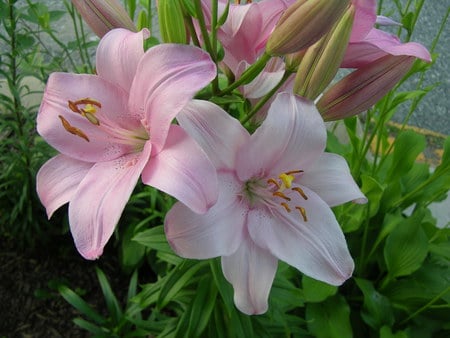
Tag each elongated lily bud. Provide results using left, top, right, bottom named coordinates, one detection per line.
left=285, top=50, right=307, bottom=72
left=266, top=0, right=350, bottom=56
left=293, top=5, right=355, bottom=100
left=72, top=0, right=136, bottom=37
left=317, top=55, right=415, bottom=121
left=157, top=0, right=188, bottom=44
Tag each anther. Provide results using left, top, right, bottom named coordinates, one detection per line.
left=267, top=178, right=280, bottom=189
left=292, top=187, right=308, bottom=200
left=74, top=98, right=102, bottom=108
left=296, top=206, right=308, bottom=222
left=286, top=170, right=304, bottom=175
left=58, top=115, right=90, bottom=142
left=280, top=202, right=291, bottom=212
left=273, top=191, right=291, bottom=201
left=68, top=100, right=81, bottom=113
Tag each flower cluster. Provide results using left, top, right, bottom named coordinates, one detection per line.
left=36, top=0, right=430, bottom=315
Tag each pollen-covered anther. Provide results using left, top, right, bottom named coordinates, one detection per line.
left=58, top=115, right=90, bottom=142
left=267, top=178, right=280, bottom=189
left=292, top=187, right=308, bottom=200
left=280, top=202, right=291, bottom=212
left=296, top=206, right=308, bottom=222
left=273, top=191, right=291, bottom=201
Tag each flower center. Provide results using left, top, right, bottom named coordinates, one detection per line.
left=243, top=170, right=309, bottom=222
left=59, top=97, right=149, bottom=150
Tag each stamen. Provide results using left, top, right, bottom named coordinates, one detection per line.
left=286, top=170, right=304, bottom=175
left=68, top=100, right=81, bottom=113
left=58, top=115, right=90, bottom=142
left=292, top=187, right=308, bottom=200
left=280, top=202, right=291, bottom=212
left=296, top=206, right=308, bottom=222
left=267, top=178, right=280, bottom=189
left=279, top=173, right=295, bottom=188
left=273, top=191, right=291, bottom=201
left=81, top=109, right=100, bottom=125
left=73, top=98, right=102, bottom=108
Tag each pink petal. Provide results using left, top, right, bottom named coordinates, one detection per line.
left=222, top=235, right=278, bottom=315
left=240, top=58, right=285, bottom=99
left=236, top=93, right=326, bottom=181
left=248, top=186, right=354, bottom=285
left=177, top=100, right=249, bottom=170
left=350, top=0, right=377, bottom=42
left=37, top=72, right=138, bottom=162
left=300, top=153, right=367, bottom=207
left=69, top=142, right=152, bottom=259
left=142, top=125, right=218, bottom=214
left=36, top=155, right=93, bottom=218
left=128, top=44, right=216, bottom=153
left=96, top=28, right=150, bottom=93
left=165, top=172, right=246, bottom=258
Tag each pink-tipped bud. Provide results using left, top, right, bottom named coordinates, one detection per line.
left=72, top=0, right=137, bottom=38
left=293, top=5, right=355, bottom=100
left=266, top=0, right=350, bottom=56
left=317, top=55, right=415, bottom=121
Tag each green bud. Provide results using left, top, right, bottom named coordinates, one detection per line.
left=266, top=0, right=350, bottom=56
left=158, top=0, right=188, bottom=44
left=294, top=5, right=355, bottom=100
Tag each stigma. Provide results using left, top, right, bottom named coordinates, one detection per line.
left=267, top=170, right=308, bottom=222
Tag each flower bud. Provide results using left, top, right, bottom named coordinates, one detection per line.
left=157, top=0, right=188, bottom=44
left=293, top=5, right=355, bottom=100
left=72, top=0, right=136, bottom=38
left=266, top=0, right=350, bottom=56
left=317, top=55, right=415, bottom=121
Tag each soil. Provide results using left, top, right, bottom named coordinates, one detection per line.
left=0, top=234, right=129, bottom=338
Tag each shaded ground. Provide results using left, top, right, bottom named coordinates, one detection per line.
left=0, top=235, right=129, bottom=338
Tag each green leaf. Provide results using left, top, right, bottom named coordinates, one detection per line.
left=209, top=258, right=235, bottom=314
left=72, top=318, right=108, bottom=336
left=386, top=130, right=426, bottom=183
left=384, top=209, right=428, bottom=278
left=380, top=326, right=408, bottom=338
left=355, top=278, right=394, bottom=330
left=306, top=295, right=353, bottom=338
left=360, top=174, right=384, bottom=217
left=132, top=225, right=173, bottom=254
left=157, top=260, right=207, bottom=308
left=95, top=267, right=123, bottom=325
left=302, top=275, right=337, bottom=303
left=58, top=285, right=106, bottom=325
left=120, top=223, right=146, bottom=273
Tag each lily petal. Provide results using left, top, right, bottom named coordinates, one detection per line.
left=236, top=93, right=326, bottom=181
left=177, top=100, right=249, bottom=170
left=222, top=235, right=278, bottom=315
left=96, top=28, right=150, bottom=93
left=165, top=172, right=246, bottom=258
left=128, top=44, right=216, bottom=153
left=37, top=155, right=93, bottom=218
left=142, top=125, right=218, bottom=214
left=37, top=72, right=136, bottom=163
left=350, top=0, right=377, bottom=42
left=69, top=142, right=152, bottom=259
left=300, top=153, right=367, bottom=207
left=248, top=186, right=354, bottom=285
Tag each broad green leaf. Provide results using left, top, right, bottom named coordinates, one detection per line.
left=386, top=130, right=426, bottom=183
left=306, top=294, right=352, bottom=338
left=384, top=209, right=428, bottom=278
left=380, top=326, right=408, bottom=338
left=302, top=275, right=337, bottom=303
left=120, top=223, right=146, bottom=273
left=355, top=278, right=394, bottom=330
left=360, top=174, right=384, bottom=217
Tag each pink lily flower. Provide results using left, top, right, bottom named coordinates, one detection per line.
left=36, top=28, right=218, bottom=260
left=165, top=93, right=367, bottom=315
left=201, top=0, right=295, bottom=74
left=343, top=0, right=431, bottom=67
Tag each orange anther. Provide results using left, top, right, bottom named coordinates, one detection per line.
left=273, top=191, right=291, bottom=201
left=68, top=100, right=81, bottom=113
left=74, top=98, right=102, bottom=108
left=280, top=202, right=291, bottom=212
left=286, top=170, right=304, bottom=175
left=296, top=206, right=308, bottom=222
left=292, top=187, right=308, bottom=200
left=267, top=178, right=280, bottom=189
left=58, top=115, right=90, bottom=142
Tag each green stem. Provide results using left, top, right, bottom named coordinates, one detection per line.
left=241, top=70, right=293, bottom=125
left=399, top=286, right=450, bottom=326
left=356, top=201, right=372, bottom=275
left=218, top=53, right=271, bottom=96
